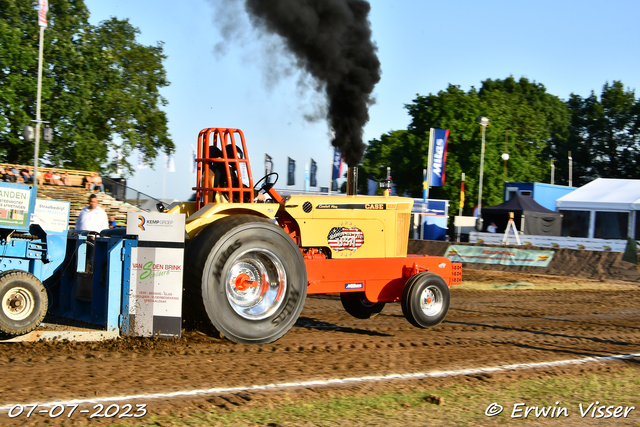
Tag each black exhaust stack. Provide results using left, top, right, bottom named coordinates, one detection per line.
left=347, top=166, right=358, bottom=196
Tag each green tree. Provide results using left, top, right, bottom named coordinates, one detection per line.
left=557, top=81, right=640, bottom=185
left=0, top=0, right=173, bottom=174
left=404, top=83, right=483, bottom=212
left=360, top=130, right=427, bottom=195
left=363, top=77, right=570, bottom=214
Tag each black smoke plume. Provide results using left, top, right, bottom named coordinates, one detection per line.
left=243, top=0, right=381, bottom=167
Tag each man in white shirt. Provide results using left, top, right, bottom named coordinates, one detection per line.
left=75, top=194, right=109, bottom=233
left=487, top=222, right=498, bottom=233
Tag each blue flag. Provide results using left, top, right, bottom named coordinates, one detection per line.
left=310, top=159, right=317, bottom=187
left=287, top=157, right=295, bottom=186
left=430, top=129, right=449, bottom=187
left=331, top=147, right=343, bottom=181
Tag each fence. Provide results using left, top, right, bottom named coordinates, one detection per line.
left=103, top=177, right=161, bottom=212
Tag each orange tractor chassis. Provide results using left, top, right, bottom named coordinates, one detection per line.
left=305, top=256, right=462, bottom=302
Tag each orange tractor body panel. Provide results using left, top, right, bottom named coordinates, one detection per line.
left=305, top=256, right=462, bottom=302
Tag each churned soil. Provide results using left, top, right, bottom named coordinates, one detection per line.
left=1, top=269, right=640, bottom=426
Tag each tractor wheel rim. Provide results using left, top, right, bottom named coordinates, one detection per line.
left=225, top=248, right=286, bottom=320
left=2, top=287, right=35, bottom=321
left=419, top=285, right=443, bottom=317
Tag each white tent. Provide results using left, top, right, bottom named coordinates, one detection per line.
left=556, top=178, right=640, bottom=210
left=556, top=178, right=640, bottom=239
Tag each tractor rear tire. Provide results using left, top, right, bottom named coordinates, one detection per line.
left=340, top=293, right=385, bottom=319
left=0, top=270, right=48, bottom=337
left=184, top=215, right=307, bottom=344
left=401, top=272, right=450, bottom=328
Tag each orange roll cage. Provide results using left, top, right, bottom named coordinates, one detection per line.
left=193, top=128, right=255, bottom=210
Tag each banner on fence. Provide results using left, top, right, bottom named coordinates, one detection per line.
left=445, top=245, right=555, bottom=267
left=469, top=232, right=631, bottom=253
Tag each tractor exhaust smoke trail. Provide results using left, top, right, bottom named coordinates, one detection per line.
left=242, top=0, right=381, bottom=167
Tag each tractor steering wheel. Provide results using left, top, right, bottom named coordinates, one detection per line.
left=254, top=172, right=278, bottom=194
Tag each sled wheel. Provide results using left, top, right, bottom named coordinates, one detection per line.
left=401, top=272, right=450, bottom=328
left=0, top=270, right=48, bottom=336
left=184, top=215, right=307, bottom=344
left=340, top=293, right=385, bottom=319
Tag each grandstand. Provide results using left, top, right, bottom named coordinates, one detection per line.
left=1, top=163, right=145, bottom=228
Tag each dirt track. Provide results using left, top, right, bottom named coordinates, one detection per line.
left=1, top=269, right=640, bottom=426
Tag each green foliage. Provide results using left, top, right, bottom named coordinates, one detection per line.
left=360, top=130, right=428, bottom=195
left=554, top=81, right=640, bottom=186
left=363, top=77, right=571, bottom=213
left=0, top=0, right=173, bottom=174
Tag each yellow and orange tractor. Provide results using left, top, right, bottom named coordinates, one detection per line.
left=168, top=128, right=462, bottom=344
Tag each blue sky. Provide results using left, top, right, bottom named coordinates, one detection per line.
left=84, top=0, right=640, bottom=200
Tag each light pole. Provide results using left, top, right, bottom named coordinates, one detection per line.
left=568, top=151, right=572, bottom=187
left=33, top=0, right=48, bottom=187
left=477, top=116, right=489, bottom=218
left=502, top=130, right=509, bottom=182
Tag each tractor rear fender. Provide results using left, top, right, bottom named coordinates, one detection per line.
left=184, top=203, right=279, bottom=240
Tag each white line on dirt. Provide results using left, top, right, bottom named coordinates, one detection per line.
left=2, top=352, right=639, bottom=411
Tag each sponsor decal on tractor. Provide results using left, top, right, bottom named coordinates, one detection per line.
left=327, top=223, right=364, bottom=254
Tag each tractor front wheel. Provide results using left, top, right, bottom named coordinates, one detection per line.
left=184, top=215, right=307, bottom=344
left=340, top=293, right=385, bottom=319
left=401, top=272, right=450, bottom=328
left=0, top=270, right=48, bottom=337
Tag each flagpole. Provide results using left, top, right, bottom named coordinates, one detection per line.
left=304, top=161, right=309, bottom=193
left=459, top=172, right=465, bottom=216
left=422, top=168, right=427, bottom=203
left=425, top=128, right=435, bottom=201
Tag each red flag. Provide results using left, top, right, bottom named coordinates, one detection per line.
left=38, top=0, right=48, bottom=27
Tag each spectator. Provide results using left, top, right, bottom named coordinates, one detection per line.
left=5, top=166, right=18, bottom=182
left=75, top=194, right=109, bottom=233
left=487, top=222, right=498, bottom=233
left=90, top=173, right=105, bottom=193
left=9, top=166, right=25, bottom=184
left=10, top=166, right=21, bottom=181
left=21, top=168, right=33, bottom=184
left=0, top=166, right=13, bottom=182
left=109, top=216, right=117, bottom=229
left=51, top=170, right=63, bottom=186
left=83, top=174, right=93, bottom=190
left=61, top=171, right=71, bottom=186
left=43, top=170, right=53, bottom=185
